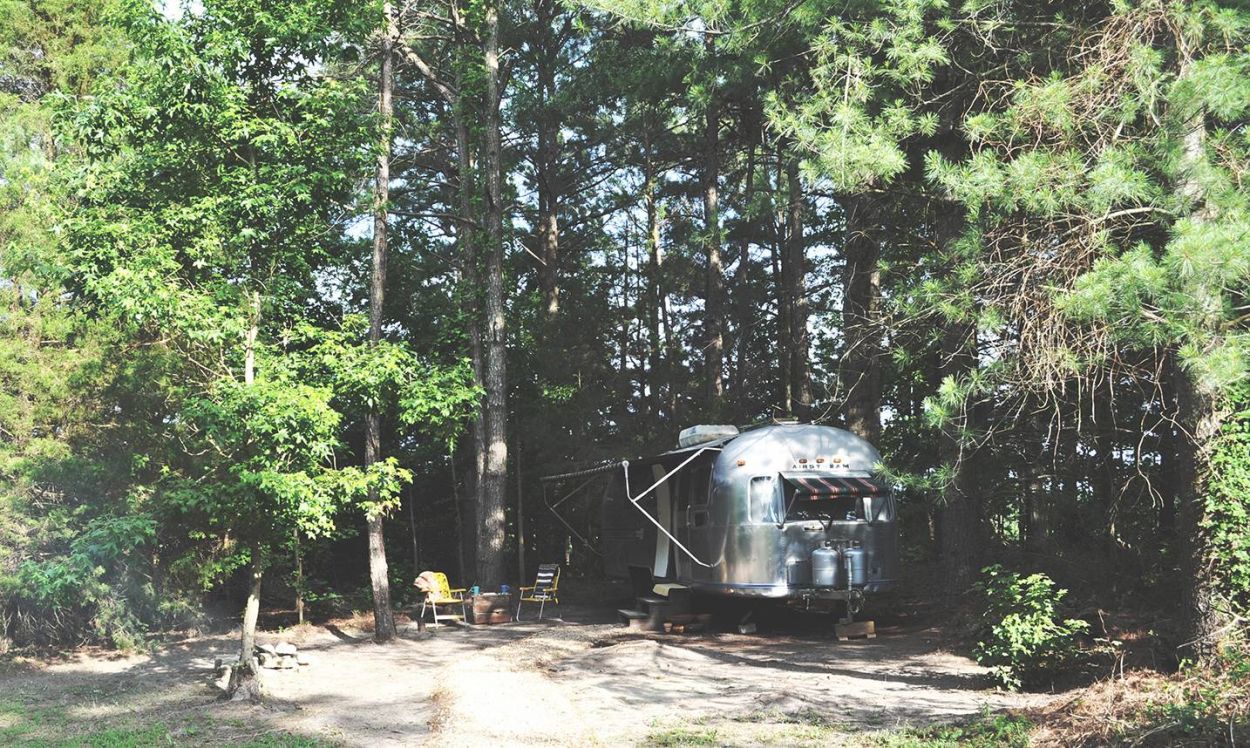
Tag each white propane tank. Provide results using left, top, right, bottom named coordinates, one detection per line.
left=811, top=545, right=841, bottom=587
left=844, top=545, right=868, bottom=587
left=677, top=424, right=739, bottom=448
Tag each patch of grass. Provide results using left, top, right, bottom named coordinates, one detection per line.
left=236, top=735, right=335, bottom=748
left=0, top=700, right=333, bottom=748
left=872, top=712, right=1033, bottom=748
left=81, top=723, right=177, bottom=747
left=727, top=709, right=850, bottom=745
left=646, top=726, right=721, bottom=746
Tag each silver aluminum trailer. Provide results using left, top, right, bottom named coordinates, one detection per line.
left=546, top=423, right=899, bottom=610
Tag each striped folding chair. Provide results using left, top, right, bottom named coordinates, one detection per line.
left=515, top=564, right=560, bottom=621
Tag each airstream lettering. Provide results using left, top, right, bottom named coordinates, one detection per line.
left=584, top=423, right=899, bottom=608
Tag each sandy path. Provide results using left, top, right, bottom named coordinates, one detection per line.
left=0, top=615, right=1048, bottom=746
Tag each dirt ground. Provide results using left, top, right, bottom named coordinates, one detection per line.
left=0, top=599, right=1053, bottom=746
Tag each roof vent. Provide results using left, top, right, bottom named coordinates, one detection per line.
left=678, top=424, right=739, bottom=448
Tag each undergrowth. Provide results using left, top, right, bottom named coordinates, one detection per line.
left=872, top=712, right=1033, bottom=748
left=1030, top=637, right=1250, bottom=745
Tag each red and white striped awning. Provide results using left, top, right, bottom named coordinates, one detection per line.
left=781, top=473, right=887, bottom=499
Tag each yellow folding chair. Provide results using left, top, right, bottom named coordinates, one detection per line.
left=417, top=572, right=467, bottom=624
left=515, top=564, right=560, bottom=621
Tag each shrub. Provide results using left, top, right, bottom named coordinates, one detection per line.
left=973, top=564, right=1089, bottom=690
left=1206, top=384, right=1250, bottom=607
left=1154, top=639, right=1250, bottom=740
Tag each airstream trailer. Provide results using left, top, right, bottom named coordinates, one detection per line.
left=546, top=423, right=899, bottom=610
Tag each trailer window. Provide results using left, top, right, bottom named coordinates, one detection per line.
left=864, top=494, right=895, bottom=523
left=749, top=476, right=781, bottom=523
left=787, top=494, right=863, bottom=522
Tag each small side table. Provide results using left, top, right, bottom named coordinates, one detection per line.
left=464, top=592, right=516, bottom=624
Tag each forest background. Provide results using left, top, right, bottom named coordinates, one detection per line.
left=1, top=0, right=1248, bottom=695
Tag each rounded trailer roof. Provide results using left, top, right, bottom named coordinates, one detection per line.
left=715, top=424, right=882, bottom=476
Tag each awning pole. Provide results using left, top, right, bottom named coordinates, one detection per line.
left=622, top=451, right=718, bottom=569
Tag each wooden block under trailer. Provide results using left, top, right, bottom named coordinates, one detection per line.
left=835, top=620, right=876, bottom=641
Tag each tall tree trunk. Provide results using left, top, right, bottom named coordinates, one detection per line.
left=515, top=433, right=526, bottom=582
left=477, top=3, right=508, bottom=589
left=230, top=541, right=264, bottom=701
left=938, top=319, right=981, bottom=594
left=783, top=153, right=812, bottom=420
left=449, top=47, right=483, bottom=582
left=230, top=294, right=264, bottom=701
left=293, top=533, right=304, bottom=626
left=702, top=33, right=724, bottom=409
left=1173, top=363, right=1227, bottom=656
left=1023, top=407, right=1049, bottom=551
left=932, top=207, right=980, bottom=593
left=773, top=148, right=791, bottom=414
left=841, top=194, right=881, bottom=442
left=1093, top=390, right=1119, bottom=554
left=364, top=5, right=398, bottom=643
left=1170, top=76, right=1229, bottom=655
left=534, top=0, right=561, bottom=321
left=644, top=123, right=665, bottom=425
left=731, top=141, right=757, bottom=423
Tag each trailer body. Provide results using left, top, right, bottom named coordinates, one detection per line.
left=599, top=424, right=899, bottom=601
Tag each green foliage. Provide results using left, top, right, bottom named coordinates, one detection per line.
left=1205, top=385, right=1250, bottom=604
left=873, top=711, right=1033, bottom=748
left=1152, top=641, right=1250, bottom=741
left=2, top=512, right=159, bottom=648
left=646, top=726, right=721, bottom=746
left=288, top=317, right=481, bottom=450
left=973, top=564, right=1089, bottom=690
left=770, top=0, right=951, bottom=191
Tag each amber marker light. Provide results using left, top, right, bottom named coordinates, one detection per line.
left=736, top=459, right=746, bottom=467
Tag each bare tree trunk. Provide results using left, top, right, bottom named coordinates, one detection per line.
left=515, top=433, right=526, bottom=582
left=1169, top=53, right=1230, bottom=657
left=452, top=52, right=483, bottom=582
left=1023, top=407, right=1049, bottom=551
left=931, top=206, right=980, bottom=594
left=394, top=36, right=484, bottom=579
left=364, top=4, right=398, bottom=642
left=240, top=548, right=262, bottom=657
left=644, top=124, right=665, bottom=424
left=477, top=3, right=508, bottom=589
left=294, top=533, right=304, bottom=626
left=938, top=320, right=981, bottom=594
left=407, top=483, right=419, bottom=570
left=1174, top=363, right=1227, bottom=656
left=230, top=540, right=264, bottom=701
left=841, top=194, right=882, bottom=442
left=773, top=149, right=791, bottom=414
left=783, top=153, right=812, bottom=420
left=229, top=293, right=265, bottom=700
left=702, top=33, right=724, bottom=409
left=534, top=0, right=561, bottom=321
left=731, top=140, right=757, bottom=423
left=1093, top=391, right=1119, bottom=553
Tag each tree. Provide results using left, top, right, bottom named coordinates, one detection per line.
left=365, top=0, right=399, bottom=644
left=62, top=0, right=380, bottom=696
left=926, top=0, right=1250, bottom=652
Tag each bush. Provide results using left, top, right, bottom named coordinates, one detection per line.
left=973, top=564, right=1089, bottom=690
left=1206, top=385, right=1250, bottom=607
left=1153, top=639, right=1250, bottom=740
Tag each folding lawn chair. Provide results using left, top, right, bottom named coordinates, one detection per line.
left=515, top=564, right=560, bottom=621
left=417, top=571, right=467, bottom=625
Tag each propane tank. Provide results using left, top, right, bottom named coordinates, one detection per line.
left=811, top=544, right=842, bottom=587
left=843, top=545, right=868, bottom=587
